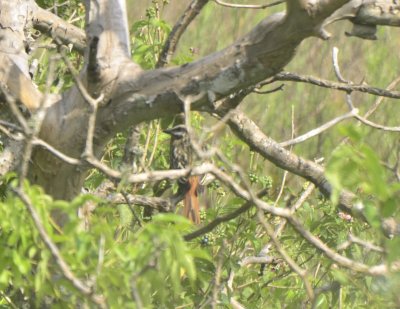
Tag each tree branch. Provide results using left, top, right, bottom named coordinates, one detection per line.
left=157, top=0, right=209, bottom=68
left=273, top=72, right=400, bottom=99
left=32, top=5, right=86, bottom=54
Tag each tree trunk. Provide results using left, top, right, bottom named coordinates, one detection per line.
left=1, top=0, right=399, bottom=204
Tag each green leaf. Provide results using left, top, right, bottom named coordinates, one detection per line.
left=12, top=251, right=31, bottom=275
left=363, top=201, right=381, bottom=228
left=381, top=197, right=397, bottom=217
left=386, top=237, right=400, bottom=264
left=332, top=269, right=349, bottom=285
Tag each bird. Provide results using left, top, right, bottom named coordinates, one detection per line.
left=164, top=125, right=200, bottom=224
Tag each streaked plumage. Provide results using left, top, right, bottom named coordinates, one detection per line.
left=164, top=125, right=200, bottom=224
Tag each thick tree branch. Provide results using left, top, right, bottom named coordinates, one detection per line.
left=12, top=0, right=400, bottom=202
left=32, top=5, right=86, bottom=54
left=85, top=0, right=131, bottom=61
left=214, top=104, right=358, bottom=215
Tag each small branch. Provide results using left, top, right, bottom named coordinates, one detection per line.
left=332, top=47, right=349, bottom=84
left=122, top=125, right=142, bottom=168
left=110, top=193, right=173, bottom=212
left=253, top=83, right=285, bottom=94
left=279, top=110, right=356, bottom=147
left=0, top=291, right=18, bottom=309
left=157, top=0, right=209, bottom=67
left=274, top=105, right=294, bottom=205
left=212, top=104, right=358, bottom=216
left=121, top=190, right=143, bottom=228
left=184, top=188, right=269, bottom=241
left=364, top=76, right=400, bottom=119
left=287, top=215, right=397, bottom=275
left=337, top=234, right=385, bottom=253
left=33, top=138, right=81, bottom=165
left=275, top=182, right=315, bottom=237
left=273, top=72, right=400, bottom=99
left=211, top=244, right=225, bottom=309
left=353, top=113, right=400, bottom=132
left=0, top=83, right=30, bottom=133
left=214, top=0, right=284, bottom=9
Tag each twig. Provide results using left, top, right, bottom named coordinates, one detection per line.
left=59, top=46, right=104, bottom=157
left=33, top=138, right=81, bottom=165
left=110, top=193, right=173, bottom=212
left=253, top=83, right=285, bottom=94
left=184, top=188, right=269, bottom=241
left=130, top=280, right=143, bottom=309
left=272, top=72, right=400, bottom=99
left=240, top=255, right=282, bottom=267
left=337, top=234, right=384, bottom=253
left=332, top=47, right=349, bottom=84
left=214, top=0, right=284, bottom=9
left=157, top=0, right=208, bottom=68
left=121, top=190, right=143, bottom=228
left=140, top=123, right=153, bottom=170
left=17, top=54, right=59, bottom=184
left=364, top=76, right=400, bottom=119
left=279, top=110, right=357, bottom=147
left=287, top=215, right=398, bottom=275
left=354, top=113, right=400, bottom=132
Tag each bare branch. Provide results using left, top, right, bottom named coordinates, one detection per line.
left=184, top=188, right=269, bottom=241
left=214, top=0, right=284, bottom=9
left=354, top=113, right=400, bottom=132
left=157, top=0, right=209, bottom=68
left=273, top=72, right=400, bottom=99
left=332, top=47, right=349, bottom=84
left=110, top=194, right=173, bottom=212
left=337, top=234, right=385, bottom=253
left=33, top=138, right=81, bottom=165
left=287, top=215, right=398, bottom=275
left=32, top=5, right=86, bottom=53
left=212, top=102, right=357, bottom=215
left=280, top=110, right=357, bottom=147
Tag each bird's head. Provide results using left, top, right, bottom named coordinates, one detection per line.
left=163, top=125, right=188, bottom=139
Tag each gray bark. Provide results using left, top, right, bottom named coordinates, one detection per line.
left=0, top=0, right=399, bottom=202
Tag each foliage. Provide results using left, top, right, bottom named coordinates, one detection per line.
left=1, top=1, right=400, bottom=308
left=0, top=180, right=210, bottom=308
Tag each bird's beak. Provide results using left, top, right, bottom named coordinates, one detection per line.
left=163, top=128, right=173, bottom=135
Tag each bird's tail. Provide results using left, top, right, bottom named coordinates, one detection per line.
left=183, top=176, right=200, bottom=224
